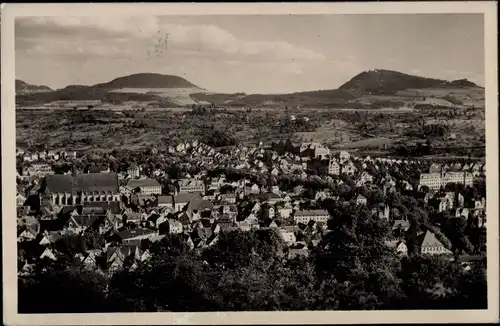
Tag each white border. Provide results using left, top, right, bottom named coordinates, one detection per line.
left=2, top=2, right=498, bottom=325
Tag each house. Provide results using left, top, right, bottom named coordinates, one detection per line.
left=39, top=231, right=63, bottom=246
left=453, top=208, right=469, bottom=219
left=40, top=247, right=57, bottom=261
left=156, top=195, right=174, bottom=209
left=81, top=250, right=100, bottom=270
left=159, top=219, right=183, bottom=235
left=288, top=247, right=309, bottom=259
left=392, top=219, right=410, bottom=232
left=328, top=159, right=340, bottom=175
left=315, top=190, right=328, bottom=201
left=278, top=227, right=297, bottom=245
left=428, top=163, right=442, bottom=173
left=435, top=196, right=453, bottom=212
left=220, top=193, right=237, bottom=204
left=127, top=164, right=140, bottom=178
left=16, top=194, right=27, bottom=207
left=371, top=203, right=390, bottom=220
left=360, top=171, right=374, bottom=184
left=293, top=210, right=329, bottom=224
left=247, top=184, right=260, bottom=194
left=356, top=194, right=367, bottom=206
left=263, top=192, right=281, bottom=205
left=17, top=226, right=38, bottom=242
left=236, top=220, right=252, bottom=232
left=186, top=198, right=214, bottom=216
left=22, top=163, right=54, bottom=178
left=125, top=178, right=162, bottom=195
left=278, top=205, right=293, bottom=219
left=178, top=178, right=205, bottom=194
left=341, top=162, right=357, bottom=176
left=261, top=206, right=275, bottom=219
left=244, top=214, right=260, bottom=229
left=173, top=193, right=201, bottom=212
left=385, top=240, right=408, bottom=256
left=122, top=211, right=142, bottom=225
left=65, top=214, right=103, bottom=234
left=418, top=230, right=452, bottom=255
left=117, top=228, right=157, bottom=246
left=456, top=193, right=465, bottom=208
left=339, top=151, right=350, bottom=162
left=271, top=185, right=280, bottom=195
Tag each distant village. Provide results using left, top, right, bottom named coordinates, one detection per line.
left=16, top=139, right=486, bottom=276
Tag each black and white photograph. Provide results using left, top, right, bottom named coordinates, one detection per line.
left=2, top=2, right=498, bottom=325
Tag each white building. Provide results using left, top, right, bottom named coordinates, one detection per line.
left=293, top=210, right=330, bottom=224
left=127, top=164, right=140, bottom=178
left=126, top=178, right=162, bottom=195
left=178, top=178, right=205, bottom=194
left=328, top=159, right=340, bottom=175
left=23, top=163, right=54, bottom=177
left=339, top=151, right=350, bottom=162
left=419, top=171, right=474, bottom=190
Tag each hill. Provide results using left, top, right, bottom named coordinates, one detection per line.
left=338, top=69, right=448, bottom=96
left=16, top=73, right=201, bottom=105
left=16, top=70, right=482, bottom=108
left=92, top=73, right=200, bottom=90
left=15, top=80, right=52, bottom=94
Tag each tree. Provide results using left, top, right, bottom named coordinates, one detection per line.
left=19, top=264, right=109, bottom=313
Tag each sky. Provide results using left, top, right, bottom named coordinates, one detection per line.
left=15, top=14, right=485, bottom=94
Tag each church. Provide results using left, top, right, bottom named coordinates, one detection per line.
left=40, top=173, right=121, bottom=206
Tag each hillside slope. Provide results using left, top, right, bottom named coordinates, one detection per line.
left=16, top=73, right=201, bottom=105
left=93, top=73, right=200, bottom=90
left=16, top=70, right=482, bottom=108
left=338, top=69, right=448, bottom=96
left=16, top=80, right=52, bottom=94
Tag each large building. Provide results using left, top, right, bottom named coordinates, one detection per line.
left=419, top=171, right=474, bottom=190
left=299, top=142, right=331, bottom=159
left=22, top=163, right=54, bottom=178
left=125, top=178, right=162, bottom=195
left=41, top=173, right=120, bottom=206
left=178, top=178, right=205, bottom=194
left=293, top=209, right=330, bottom=224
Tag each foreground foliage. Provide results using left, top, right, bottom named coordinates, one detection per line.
left=19, top=216, right=486, bottom=312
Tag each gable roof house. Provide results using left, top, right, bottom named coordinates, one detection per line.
left=64, top=214, right=104, bottom=234
left=116, top=228, right=157, bottom=246
left=17, top=225, right=39, bottom=242
left=173, top=193, right=202, bottom=212
left=356, top=194, right=367, bottom=206
left=392, top=219, right=410, bottom=232
left=40, top=247, right=57, bottom=261
left=125, top=178, right=162, bottom=196
left=418, top=230, right=452, bottom=255
left=385, top=240, right=408, bottom=256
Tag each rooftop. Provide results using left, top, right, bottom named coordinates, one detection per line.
left=45, top=173, right=119, bottom=193
left=295, top=209, right=329, bottom=216
left=126, top=178, right=161, bottom=189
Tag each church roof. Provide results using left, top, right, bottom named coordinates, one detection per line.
left=45, top=173, right=119, bottom=193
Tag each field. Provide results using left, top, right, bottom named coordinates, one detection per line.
left=16, top=99, right=485, bottom=160
left=110, top=87, right=210, bottom=106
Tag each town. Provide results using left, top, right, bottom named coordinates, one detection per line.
left=17, top=138, right=486, bottom=277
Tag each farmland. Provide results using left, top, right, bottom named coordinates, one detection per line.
left=16, top=102, right=485, bottom=160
